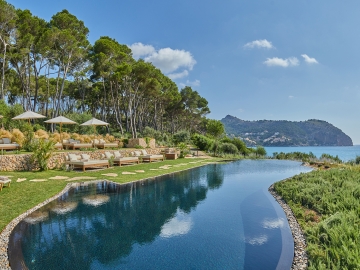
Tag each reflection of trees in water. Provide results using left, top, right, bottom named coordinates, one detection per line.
left=207, top=164, right=224, bottom=190
left=10, top=165, right=225, bottom=269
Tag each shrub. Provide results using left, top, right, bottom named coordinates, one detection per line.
left=30, top=139, right=55, bottom=171
left=0, top=129, right=12, bottom=139
left=255, top=146, right=267, bottom=157
left=142, top=126, right=163, bottom=141
left=34, top=129, right=49, bottom=139
left=219, top=142, right=238, bottom=155
left=135, top=144, right=144, bottom=149
left=355, top=156, right=360, bottom=165
left=173, top=130, right=190, bottom=145
left=11, top=129, right=25, bottom=146
left=192, top=133, right=213, bottom=151
left=178, top=142, right=190, bottom=158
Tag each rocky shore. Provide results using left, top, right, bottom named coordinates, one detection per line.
left=269, top=184, right=308, bottom=270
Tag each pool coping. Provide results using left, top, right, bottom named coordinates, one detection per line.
left=268, top=184, right=308, bottom=270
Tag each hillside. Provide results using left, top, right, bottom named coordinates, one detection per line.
left=221, top=115, right=353, bottom=146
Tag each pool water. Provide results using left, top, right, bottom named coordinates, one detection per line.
left=8, top=160, right=311, bottom=270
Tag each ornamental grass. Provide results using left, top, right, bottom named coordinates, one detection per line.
left=274, top=168, right=360, bottom=269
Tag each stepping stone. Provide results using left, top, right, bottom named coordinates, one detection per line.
left=102, top=173, right=118, bottom=177
left=122, top=172, right=136, bottom=175
left=135, top=170, right=145, bottom=173
left=49, top=176, right=69, bottom=180
left=17, top=178, right=27, bottom=182
left=150, top=169, right=160, bottom=170
left=189, top=162, right=197, bottom=164
left=66, top=176, right=97, bottom=181
left=30, top=179, right=48, bottom=182
left=159, top=166, right=170, bottom=169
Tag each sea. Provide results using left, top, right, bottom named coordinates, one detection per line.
left=264, top=145, right=360, bottom=162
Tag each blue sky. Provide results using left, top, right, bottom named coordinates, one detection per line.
left=8, top=0, right=360, bottom=143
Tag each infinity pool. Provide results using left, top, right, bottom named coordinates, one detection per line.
left=8, top=160, right=311, bottom=269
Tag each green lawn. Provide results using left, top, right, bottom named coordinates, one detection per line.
left=274, top=167, right=360, bottom=269
left=0, top=158, right=219, bottom=232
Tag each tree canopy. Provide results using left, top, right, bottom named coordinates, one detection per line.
left=0, top=2, right=211, bottom=138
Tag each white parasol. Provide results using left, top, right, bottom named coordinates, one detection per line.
left=80, top=117, right=109, bottom=134
left=12, top=110, right=46, bottom=123
left=45, top=116, right=77, bottom=142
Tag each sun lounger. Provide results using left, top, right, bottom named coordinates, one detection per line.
left=93, top=139, right=118, bottom=149
left=0, top=176, right=11, bottom=191
left=138, top=149, right=164, bottom=163
left=103, top=151, right=139, bottom=166
left=66, top=153, right=109, bottom=171
left=62, top=139, right=93, bottom=150
left=0, top=138, right=20, bottom=151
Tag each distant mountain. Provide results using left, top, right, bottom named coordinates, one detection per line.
left=221, top=115, right=353, bottom=146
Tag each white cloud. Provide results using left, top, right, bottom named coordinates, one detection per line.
left=145, top=47, right=196, bottom=74
left=301, top=54, right=318, bottom=64
left=264, top=57, right=299, bottom=67
left=160, top=211, right=193, bottom=238
left=179, top=79, right=200, bottom=88
left=168, top=70, right=189, bottom=80
left=186, top=79, right=200, bottom=87
left=288, top=95, right=294, bottom=99
left=262, top=218, right=285, bottom=229
left=247, top=235, right=268, bottom=245
left=244, top=39, right=274, bottom=49
left=129, top=42, right=155, bottom=59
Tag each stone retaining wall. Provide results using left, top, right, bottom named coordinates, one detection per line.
left=126, top=138, right=155, bottom=149
left=0, top=148, right=162, bottom=172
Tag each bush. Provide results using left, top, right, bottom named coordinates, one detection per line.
left=255, top=146, right=267, bottom=157
left=219, top=143, right=238, bottom=155
left=30, top=139, right=56, bottom=171
left=178, top=142, right=190, bottom=158
left=142, top=126, right=162, bottom=142
left=192, top=133, right=213, bottom=151
left=172, top=130, right=190, bottom=145
left=355, top=156, right=360, bottom=165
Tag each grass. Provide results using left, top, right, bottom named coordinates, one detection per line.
left=274, top=166, right=360, bottom=269
left=0, top=157, right=220, bottom=232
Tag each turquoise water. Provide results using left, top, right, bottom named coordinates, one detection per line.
left=265, top=145, right=360, bottom=161
left=8, top=160, right=312, bottom=270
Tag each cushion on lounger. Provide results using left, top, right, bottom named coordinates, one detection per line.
left=105, top=152, right=113, bottom=159
left=2, top=138, right=11, bottom=144
left=63, top=139, right=69, bottom=144
left=93, top=139, right=99, bottom=144
left=134, top=151, right=142, bottom=157
left=99, top=139, right=106, bottom=144
left=0, top=176, right=9, bottom=180
left=81, top=154, right=91, bottom=160
left=68, top=154, right=77, bottom=161
left=113, top=151, right=121, bottom=158
left=140, top=149, right=148, bottom=156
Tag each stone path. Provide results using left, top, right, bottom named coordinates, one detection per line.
left=49, top=176, right=69, bottom=180
left=101, top=173, right=118, bottom=177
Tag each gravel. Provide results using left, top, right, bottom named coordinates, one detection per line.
left=269, top=184, right=308, bottom=270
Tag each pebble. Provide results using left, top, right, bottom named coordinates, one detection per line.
left=269, top=184, right=308, bottom=270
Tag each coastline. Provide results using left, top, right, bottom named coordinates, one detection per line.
left=268, top=184, right=308, bottom=270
